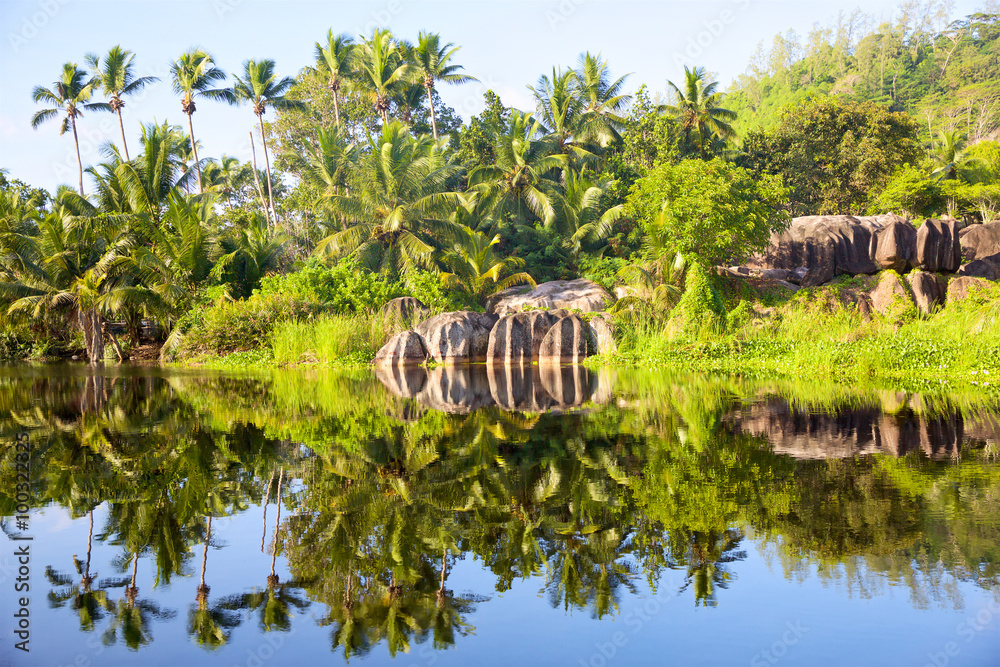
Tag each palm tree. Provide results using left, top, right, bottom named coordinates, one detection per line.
left=665, top=66, right=736, bottom=158
left=438, top=227, right=536, bottom=306
left=573, top=53, right=631, bottom=147
left=313, top=30, right=356, bottom=129
left=411, top=32, right=476, bottom=140
left=557, top=171, right=624, bottom=251
left=85, top=46, right=159, bottom=161
left=213, top=213, right=287, bottom=298
left=467, top=111, right=567, bottom=228
left=31, top=63, right=112, bottom=196
left=530, top=67, right=583, bottom=157
left=314, top=122, right=463, bottom=275
left=169, top=49, right=229, bottom=193
left=929, top=129, right=984, bottom=181
left=227, top=59, right=302, bottom=224
left=356, top=29, right=411, bottom=126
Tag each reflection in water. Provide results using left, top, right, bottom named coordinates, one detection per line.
left=1, top=366, right=998, bottom=661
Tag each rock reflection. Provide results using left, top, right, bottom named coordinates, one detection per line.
left=375, top=363, right=612, bottom=413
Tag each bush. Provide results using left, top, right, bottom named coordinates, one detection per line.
left=625, top=158, right=790, bottom=267
left=256, top=257, right=403, bottom=314
left=579, top=255, right=628, bottom=292
left=871, top=165, right=943, bottom=218
left=671, top=263, right=727, bottom=334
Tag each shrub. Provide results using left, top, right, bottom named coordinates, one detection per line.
left=671, top=263, right=727, bottom=334
left=625, top=158, right=790, bottom=267
left=256, top=258, right=403, bottom=314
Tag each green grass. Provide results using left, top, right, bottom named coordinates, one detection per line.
left=270, top=312, right=407, bottom=367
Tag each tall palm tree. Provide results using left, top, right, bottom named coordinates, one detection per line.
left=665, top=66, right=736, bottom=158
left=929, top=129, right=984, bottom=181
left=227, top=59, right=302, bottom=224
left=85, top=46, right=159, bottom=161
left=313, top=30, right=356, bottom=129
left=411, top=32, right=476, bottom=140
left=31, top=63, right=111, bottom=196
left=530, top=67, right=582, bottom=154
left=573, top=53, right=631, bottom=147
left=356, top=29, right=411, bottom=126
left=169, top=50, right=229, bottom=193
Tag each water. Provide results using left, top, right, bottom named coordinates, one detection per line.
left=1, top=364, right=998, bottom=666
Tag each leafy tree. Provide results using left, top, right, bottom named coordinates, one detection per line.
left=768, top=96, right=922, bottom=213
left=85, top=46, right=159, bottom=161
left=871, top=164, right=943, bottom=217
left=626, top=158, right=789, bottom=267
left=169, top=50, right=229, bottom=193
left=31, top=63, right=112, bottom=196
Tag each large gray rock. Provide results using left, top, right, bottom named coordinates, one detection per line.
left=867, top=272, right=915, bottom=316
left=915, top=219, right=961, bottom=272
left=486, top=310, right=563, bottom=365
left=372, top=330, right=429, bottom=366
left=873, top=220, right=917, bottom=272
left=758, top=215, right=882, bottom=287
left=905, top=271, right=946, bottom=315
left=378, top=296, right=428, bottom=325
left=415, top=311, right=499, bottom=363
left=538, top=315, right=591, bottom=364
left=947, top=276, right=994, bottom=304
left=960, top=222, right=1000, bottom=262
left=487, top=279, right=613, bottom=316
left=587, top=316, right=617, bottom=356
left=957, top=257, right=1000, bottom=280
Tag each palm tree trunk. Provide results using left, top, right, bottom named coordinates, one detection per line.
left=381, top=109, right=388, bottom=126
left=333, top=91, right=341, bottom=129
left=104, top=321, right=126, bottom=363
left=257, top=114, right=276, bottom=224
left=116, top=109, right=130, bottom=161
left=425, top=84, right=438, bottom=141
left=249, top=132, right=272, bottom=227
left=71, top=115, right=85, bottom=196
left=186, top=112, right=203, bottom=193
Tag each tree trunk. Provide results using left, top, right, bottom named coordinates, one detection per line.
left=333, top=91, right=341, bottom=129
left=71, top=116, right=85, bottom=196
left=249, top=131, right=272, bottom=227
left=258, top=114, right=276, bottom=225
left=104, top=320, right=126, bottom=363
left=426, top=83, right=438, bottom=140
left=117, top=109, right=130, bottom=161
left=90, top=310, right=104, bottom=365
left=187, top=112, right=203, bottom=193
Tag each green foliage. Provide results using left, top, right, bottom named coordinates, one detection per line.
left=256, top=257, right=403, bottom=314
left=765, top=97, right=922, bottom=214
left=578, top=255, right=628, bottom=292
left=671, top=263, right=727, bottom=334
left=871, top=165, right=943, bottom=217
left=271, top=314, right=389, bottom=366
left=626, top=158, right=790, bottom=267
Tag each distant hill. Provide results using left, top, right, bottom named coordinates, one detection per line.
left=726, top=5, right=1000, bottom=145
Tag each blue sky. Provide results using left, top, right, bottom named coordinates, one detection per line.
left=0, top=0, right=986, bottom=194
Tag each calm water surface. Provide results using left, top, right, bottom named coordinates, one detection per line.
left=1, top=364, right=998, bottom=666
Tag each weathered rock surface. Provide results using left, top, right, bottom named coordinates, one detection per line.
left=873, top=220, right=917, bottom=271
left=378, top=296, right=428, bottom=324
left=868, top=272, right=914, bottom=316
left=960, top=222, right=1000, bottom=262
left=486, top=310, right=564, bottom=364
left=487, top=279, right=612, bottom=316
left=415, top=311, right=498, bottom=363
left=905, top=271, right=946, bottom=315
left=758, top=215, right=882, bottom=287
left=587, top=316, right=617, bottom=355
left=538, top=315, right=591, bottom=364
left=957, top=257, right=1000, bottom=280
left=373, top=330, right=429, bottom=366
left=915, top=218, right=961, bottom=272
left=947, top=276, right=994, bottom=304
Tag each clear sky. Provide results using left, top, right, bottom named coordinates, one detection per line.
left=0, top=0, right=986, bottom=194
